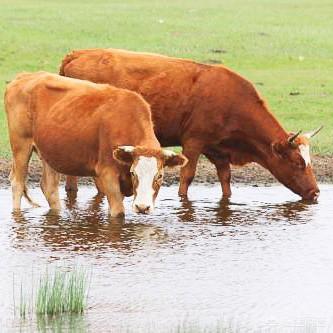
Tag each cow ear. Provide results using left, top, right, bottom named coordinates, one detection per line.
left=113, top=146, right=135, bottom=165
left=163, top=150, right=188, bottom=168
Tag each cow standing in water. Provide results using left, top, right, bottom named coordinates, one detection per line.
left=60, top=49, right=321, bottom=201
left=4, top=72, right=187, bottom=216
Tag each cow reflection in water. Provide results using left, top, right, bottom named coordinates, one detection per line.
left=175, top=197, right=197, bottom=222
left=11, top=195, right=168, bottom=252
left=11, top=192, right=315, bottom=252
left=175, top=196, right=314, bottom=225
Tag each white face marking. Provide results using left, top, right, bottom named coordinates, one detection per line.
left=299, top=144, right=311, bottom=166
left=132, top=156, right=158, bottom=213
left=119, top=145, right=135, bottom=153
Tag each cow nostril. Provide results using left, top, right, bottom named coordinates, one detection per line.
left=304, top=189, right=320, bottom=201
left=135, top=204, right=151, bottom=214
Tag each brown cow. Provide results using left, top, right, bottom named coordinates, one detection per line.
left=60, top=48, right=321, bottom=201
left=4, top=72, right=187, bottom=216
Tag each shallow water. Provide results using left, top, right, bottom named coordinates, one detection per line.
left=1, top=184, right=333, bottom=332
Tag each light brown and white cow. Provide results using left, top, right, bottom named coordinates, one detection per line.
left=60, top=48, right=321, bottom=201
left=4, top=72, right=187, bottom=216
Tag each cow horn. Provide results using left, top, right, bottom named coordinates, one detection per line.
left=288, top=130, right=302, bottom=143
left=304, top=125, right=323, bottom=139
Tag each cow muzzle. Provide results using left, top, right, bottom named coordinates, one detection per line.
left=133, top=204, right=153, bottom=214
left=302, top=189, right=320, bottom=202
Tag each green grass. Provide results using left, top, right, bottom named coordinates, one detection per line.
left=19, top=281, right=30, bottom=319
left=0, top=0, right=332, bottom=156
left=36, top=268, right=89, bottom=316
left=14, top=267, right=90, bottom=319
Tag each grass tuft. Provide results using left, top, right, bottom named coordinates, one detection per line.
left=36, top=268, right=89, bottom=317
left=14, top=267, right=90, bottom=319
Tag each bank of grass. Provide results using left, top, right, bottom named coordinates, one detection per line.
left=0, top=0, right=332, bottom=157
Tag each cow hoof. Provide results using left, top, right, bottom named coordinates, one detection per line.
left=178, top=192, right=188, bottom=198
left=65, top=186, right=78, bottom=193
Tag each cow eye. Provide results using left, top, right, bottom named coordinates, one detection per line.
left=157, top=173, right=163, bottom=180
left=297, top=157, right=306, bottom=169
left=130, top=171, right=135, bottom=176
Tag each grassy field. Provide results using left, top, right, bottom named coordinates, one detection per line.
left=0, top=0, right=332, bottom=157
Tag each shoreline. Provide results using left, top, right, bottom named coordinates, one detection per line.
left=1, top=156, right=332, bottom=188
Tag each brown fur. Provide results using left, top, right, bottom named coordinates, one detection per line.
left=60, top=49, right=319, bottom=200
left=5, top=71, right=186, bottom=215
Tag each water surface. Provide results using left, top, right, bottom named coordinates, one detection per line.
left=0, top=184, right=333, bottom=332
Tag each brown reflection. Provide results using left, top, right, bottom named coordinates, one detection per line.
left=49, top=193, right=106, bottom=225
left=212, top=198, right=315, bottom=225
left=10, top=188, right=317, bottom=254
left=170, top=193, right=315, bottom=227
left=266, top=199, right=316, bottom=223
left=11, top=211, right=31, bottom=243
left=174, top=196, right=239, bottom=225
left=175, top=195, right=234, bottom=223
left=175, top=196, right=196, bottom=222
left=11, top=194, right=168, bottom=253
left=63, top=190, right=105, bottom=211
left=64, top=190, right=79, bottom=210
left=214, top=197, right=233, bottom=223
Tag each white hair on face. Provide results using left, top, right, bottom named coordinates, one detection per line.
left=299, top=144, right=311, bottom=166
left=119, top=145, right=135, bottom=152
left=133, top=156, right=158, bottom=211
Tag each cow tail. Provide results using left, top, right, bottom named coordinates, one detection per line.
left=10, top=146, right=40, bottom=208
left=25, top=145, right=40, bottom=207
left=23, top=185, right=39, bottom=208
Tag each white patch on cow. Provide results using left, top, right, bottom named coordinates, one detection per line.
left=119, top=145, right=135, bottom=153
left=162, top=149, right=176, bottom=157
left=299, top=144, right=311, bottom=166
left=132, top=156, right=158, bottom=213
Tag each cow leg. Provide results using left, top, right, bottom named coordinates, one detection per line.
left=65, top=176, right=78, bottom=192
left=93, top=177, right=105, bottom=195
left=10, top=139, right=36, bottom=210
left=204, top=154, right=232, bottom=198
left=178, top=142, right=202, bottom=197
left=40, top=161, right=61, bottom=210
left=96, top=169, right=124, bottom=217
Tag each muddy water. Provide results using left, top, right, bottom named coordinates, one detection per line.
left=1, top=184, right=333, bottom=332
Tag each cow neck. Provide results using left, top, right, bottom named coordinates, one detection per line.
left=236, top=101, right=288, bottom=166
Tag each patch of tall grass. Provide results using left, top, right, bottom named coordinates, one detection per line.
left=14, top=267, right=90, bottom=319
left=36, top=268, right=89, bottom=316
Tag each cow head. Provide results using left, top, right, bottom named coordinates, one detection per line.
left=113, top=146, right=188, bottom=214
left=270, top=126, right=322, bottom=201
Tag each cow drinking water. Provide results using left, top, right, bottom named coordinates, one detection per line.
left=4, top=72, right=187, bottom=216
left=60, top=48, right=321, bottom=201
